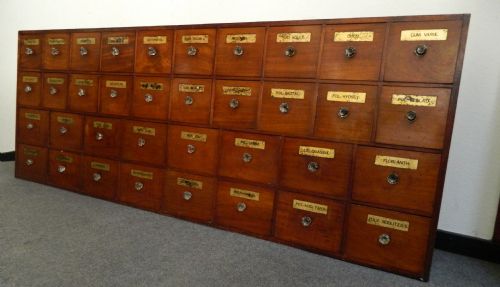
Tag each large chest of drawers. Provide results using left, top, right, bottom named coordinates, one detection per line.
left=15, top=14, right=470, bottom=280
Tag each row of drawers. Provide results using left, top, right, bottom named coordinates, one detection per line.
left=19, top=20, right=463, bottom=83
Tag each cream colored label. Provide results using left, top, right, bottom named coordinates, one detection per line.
left=93, top=121, right=113, bottom=130
left=234, top=138, right=265, bottom=150
left=56, top=154, right=73, bottom=163
left=226, top=34, right=257, bottom=43
left=334, top=31, right=374, bottom=42
left=131, top=169, right=153, bottom=180
left=140, top=82, right=164, bottom=91
left=132, top=126, right=155, bottom=136
left=327, top=91, right=366, bottom=103
left=23, top=39, right=39, bottom=45
left=180, top=131, right=207, bottom=142
left=230, top=188, right=260, bottom=201
left=23, top=147, right=39, bottom=157
left=391, top=94, right=437, bottom=107
left=22, top=76, right=38, bottom=83
left=177, top=177, right=203, bottom=190
left=75, top=79, right=93, bottom=86
left=271, top=88, right=304, bottom=99
left=76, top=38, right=96, bottom=45
left=298, top=146, right=335, bottom=159
left=222, top=86, right=252, bottom=96
left=276, top=32, right=311, bottom=43
left=57, top=116, right=74, bottom=125
left=367, top=214, right=410, bottom=232
left=107, top=36, right=129, bottom=44
left=47, top=78, right=64, bottom=85
left=182, top=35, right=209, bottom=43
left=105, top=81, right=127, bottom=89
left=143, top=36, right=167, bottom=44
left=91, top=162, right=110, bottom=171
left=292, top=199, right=328, bottom=215
left=179, top=84, right=204, bottom=93
left=400, top=29, right=448, bottom=41
left=374, top=155, right=418, bottom=170
left=48, top=38, right=65, bottom=45
left=25, top=112, right=40, bottom=120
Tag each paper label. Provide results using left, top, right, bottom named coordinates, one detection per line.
left=327, top=91, right=366, bottom=103
left=25, top=112, right=40, bottom=120
left=56, top=116, right=74, bottom=125
left=334, top=31, right=374, bottom=42
left=182, top=35, right=209, bottom=43
left=391, top=94, right=437, bottom=107
left=177, top=177, right=203, bottom=189
left=48, top=38, right=65, bottom=45
left=47, top=78, right=64, bottom=85
left=234, top=138, right=265, bottom=150
left=22, top=76, right=38, bottom=83
left=226, top=34, right=257, bottom=43
left=181, top=131, right=207, bottom=142
left=56, top=154, right=73, bottom=163
left=131, top=169, right=153, bottom=180
left=292, top=199, right=328, bottom=215
left=93, top=121, right=113, bottom=130
left=276, top=32, right=311, bottom=43
left=23, top=147, right=39, bottom=157
left=23, top=39, right=40, bottom=45
left=143, top=36, right=167, bottom=44
left=179, top=84, right=204, bottom=93
left=374, top=155, right=418, bottom=170
left=107, top=37, right=129, bottom=44
left=132, top=126, right=155, bottom=136
left=367, top=214, right=410, bottom=232
left=222, top=86, right=252, bottom=96
left=271, top=88, right=304, bottom=99
left=75, top=79, right=93, bottom=86
left=91, top=162, right=110, bottom=171
left=140, top=82, right=164, bottom=91
left=230, top=188, right=260, bottom=201
left=400, top=29, right=448, bottom=41
left=105, top=81, right=127, bottom=89
left=298, top=146, right=335, bottom=159
left=76, top=38, right=96, bottom=45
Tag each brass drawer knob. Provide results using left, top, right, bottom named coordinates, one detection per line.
left=137, top=138, right=146, bottom=147
left=25, top=47, right=34, bottom=55
left=144, top=93, right=154, bottom=103
left=24, top=85, right=32, bottom=93
left=301, top=216, right=312, bottom=227
left=279, top=102, right=289, bottom=114
left=337, top=107, right=350, bottom=119
left=285, top=46, right=296, bottom=57
left=49, top=86, right=58, bottom=95
left=378, top=233, right=391, bottom=245
left=93, top=172, right=102, bottom=182
left=79, top=46, right=88, bottom=56
left=109, top=89, right=118, bottom=98
left=51, top=47, right=60, bottom=56
left=406, top=110, right=417, bottom=122
left=57, top=165, right=66, bottom=173
left=242, top=152, right=252, bottom=163
left=185, top=95, right=194, bottom=105
left=111, top=46, right=120, bottom=56
left=414, top=44, right=428, bottom=56
left=345, top=46, right=357, bottom=58
left=59, top=126, right=68, bottom=134
left=233, top=45, right=244, bottom=56
left=147, top=46, right=157, bottom=56
left=183, top=191, right=192, bottom=201
left=77, top=88, right=86, bottom=97
left=236, top=202, right=247, bottom=212
left=134, top=181, right=144, bottom=191
left=25, top=159, right=34, bottom=166
left=95, top=132, right=104, bottom=141
left=307, top=161, right=319, bottom=173
left=187, top=144, right=196, bottom=154
left=229, top=98, right=239, bottom=109
left=187, top=45, right=198, bottom=56
left=26, top=123, right=34, bottom=130
left=387, top=172, right=399, bottom=185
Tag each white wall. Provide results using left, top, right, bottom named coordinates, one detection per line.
left=1, top=0, right=499, bottom=240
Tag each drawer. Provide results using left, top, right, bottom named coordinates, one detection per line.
left=319, top=24, right=386, bottom=80
left=215, top=27, right=266, bottom=77
left=68, top=74, right=99, bottom=113
left=216, top=180, right=275, bottom=236
left=352, top=146, right=441, bottom=215
left=264, top=25, right=322, bottom=78
left=375, top=86, right=451, bottom=149
left=17, top=108, right=49, bottom=146
left=274, top=191, right=345, bottom=254
left=121, top=120, right=167, bottom=166
left=82, top=156, right=118, bottom=200
left=280, top=138, right=352, bottom=198
left=173, top=29, right=216, bottom=75
left=118, top=163, right=164, bottom=211
left=167, top=125, right=219, bottom=175
left=219, top=131, right=281, bottom=185
left=49, top=112, right=83, bottom=151
left=131, top=76, right=170, bottom=120
left=99, top=75, right=132, bottom=116
left=345, top=204, right=431, bottom=277
left=163, top=170, right=216, bottom=223
left=170, top=78, right=212, bottom=124
left=314, top=84, right=377, bottom=142
left=259, top=82, right=316, bottom=136
left=69, top=32, right=101, bottom=71
left=212, top=80, right=261, bottom=129
left=42, top=33, right=70, bottom=70
left=16, top=144, right=48, bottom=183
left=42, top=73, right=68, bottom=110
left=101, top=31, right=136, bottom=72
left=135, top=29, right=173, bottom=73
left=17, top=72, right=41, bottom=107
left=48, top=150, right=82, bottom=191
left=384, top=20, right=463, bottom=83
left=84, top=116, right=122, bottom=158
left=19, top=34, right=42, bottom=69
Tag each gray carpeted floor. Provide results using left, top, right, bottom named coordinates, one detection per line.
left=0, top=162, right=499, bottom=287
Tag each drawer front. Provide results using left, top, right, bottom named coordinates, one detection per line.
left=167, top=125, right=219, bottom=175
left=48, top=150, right=82, bottom=190
left=163, top=170, right=216, bottom=223
left=345, top=204, right=431, bottom=277
left=314, top=84, right=376, bottom=142
left=101, top=31, right=136, bottom=72
left=70, top=32, right=101, bottom=71
left=135, top=29, right=173, bottom=73
left=19, top=34, right=42, bottom=69
left=173, top=28, right=216, bottom=75
left=352, top=146, right=441, bottom=215
left=42, top=33, right=70, bottom=70
left=384, top=20, right=463, bottom=83
left=170, top=78, right=212, bottom=124
left=49, top=112, right=83, bottom=151
left=375, top=86, right=451, bottom=149
left=212, top=80, right=261, bottom=129
left=132, top=76, right=170, bottom=120
left=274, top=191, right=345, bottom=253
left=99, top=75, right=132, bottom=116
left=264, top=25, right=322, bottom=78
left=42, top=73, right=68, bottom=110
left=16, top=144, right=48, bottom=183
left=215, top=27, right=266, bottom=77
left=280, top=138, right=352, bottom=198
left=216, top=181, right=275, bottom=236
left=17, top=108, right=49, bottom=146
left=118, top=163, right=164, bottom=211
left=82, top=156, right=118, bottom=200
left=121, top=120, right=167, bottom=166
left=18, top=72, right=41, bottom=107
left=68, top=74, right=99, bottom=113
left=259, top=82, right=316, bottom=136
left=84, top=116, right=122, bottom=158
left=319, top=24, right=386, bottom=80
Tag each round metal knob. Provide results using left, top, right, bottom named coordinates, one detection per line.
left=187, top=46, right=198, bottom=56
left=229, top=98, right=239, bottom=109
left=24, top=85, right=32, bottom=93
left=183, top=191, right=192, bottom=201
left=233, top=45, right=244, bottom=56
left=79, top=46, right=88, bottom=56
left=25, top=47, right=34, bottom=55
left=345, top=46, right=357, bottom=58
left=25, top=159, right=34, bottom=166
left=109, top=89, right=118, bottom=98
left=406, top=111, right=417, bottom=122
left=387, top=172, right=399, bottom=185
left=49, top=86, right=58, bottom=95
left=59, top=126, right=68, bottom=134
left=378, top=233, right=391, bottom=245
left=285, top=46, right=296, bottom=57
left=111, top=46, right=120, bottom=56
left=26, top=123, right=34, bottom=130
left=279, top=102, right=289, bottom=114
left=77, top=88, right=85, bottom=97
left=147, top=46, right=157, bottom=56
left=51, top=47, right=60, bottom=56
left=144, top=93, right=153, bottom=103
left=187, top=144, right=196, bottom=154
left=337, top=107, right=350, bottom=119
left=301, top=216, right=312, bottom=227
left=95, top=132, right=104, bottom=141
left=242, top=152, right=252, bottom=163
left=184, top=95, right=194, bottom=105
left=92, top=172, right=102, bottom=182
left=134, top=181, right=144, bottom=191
left=236, top=202, right=247, bottom=212
left=307, top=161, right=319, bottom=173
left=57, top=165, right=66, bottom=173
left=137, top=138, right=146, bottom=147
left=414, top=44, right=428, bottom=56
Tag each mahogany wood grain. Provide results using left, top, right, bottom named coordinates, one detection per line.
left=82, top=155, right=119, bottom=200
left=99, top=75, right=132, bottom=116
left=118, top=162, right=164, bottom=211
left=70, top=32, right=101, bottom=71
left=121, top=120, right=167, bottom=166
left=170, top=78, right=212, bottom=125
left=42, top=73, right=68, bottom=110
left=48, top=149, right=82, bottom=191
left=17, top=72, right=41, bottom=107
left=173, top=28, right=216, bottom=75
left=17, top=108, right=49, bottom=146
left=68, top=74, right=99, bottom=113
left=132, top=76, right=170, bottom=120
left=101, top=31, right=136, bottom=72
left=18, top=34, right=42, bottom=70
left=15, top=144, right=48, bottom=183
left=135, top=29, right=174, bottom=74
left=42, top=32, right=70, bottom=70
left=83, top=116, right=122, bottom=158
left=49, top=112, right=83, bottom=151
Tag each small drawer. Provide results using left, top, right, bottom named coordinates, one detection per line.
left=264, top=25, right=322, bottom=78
left=70, top=32, right=101, bottom=71
left=42, top=73, right=67, bottom=110
left=345, top=204, right=431, bottom=277
left=49, top=112, right=83, bottom=151
left=212, top=80, right=261, bottom=129
left=375, top=86, right=451, bottom=149
left=17, top=72, right=41, bottom=107
left=215, top=180, right=275, bottom=236
left=19, top=34, right=42, bottom=69
left=82, top=156, right=119, bottom=200
left=68, top=74, right=99, bottom=113
left=121, top=120, right=167, bottom=166
left=167, top=125, right=219, bottom=175
left=101, top=31, right=136, bottom=72
left=131, top=76, right=170, bottom=120
left=219, top=131, right=281, bottom=185
left=135, top=29, right=173, bottom=73
left=42, top=32, right=70, bottom=70
left=163, top=170, right=216, bottom=223
left=259, top=82, right=316, bottom=136
left=118, top=163, right=164, bottom=211
left=319, top=24, right=386, bottom=80
left=99, top=75, right=132, bottom=116
left=170, top=78, right=212, bottom=125
left=17, top=108, right=49, bottom=146
left=274, top=191, right=345, bottom=254
left=48, top=149, right=82, bottom=191
left=280, top=138, right=352, bottom=198
left=215, top=27, right=266, bottom=77
left=314, top=84, right=377, bottom=142
left=352, top=146, right=441, bottom=215
left=84, top=116, right=122, bottom=158
left=173, top=29, right=216, bottom=75
left=16, top=144, right=48, bottom=183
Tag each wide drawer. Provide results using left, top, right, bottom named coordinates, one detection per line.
left=82, top=156, right=119, bottom=200
left=118, top=163, right=164, bottom=211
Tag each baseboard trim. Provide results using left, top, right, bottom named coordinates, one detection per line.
left=0, top=151, right=15, bottom=162
left=435, top=230, right=500, bottom=263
